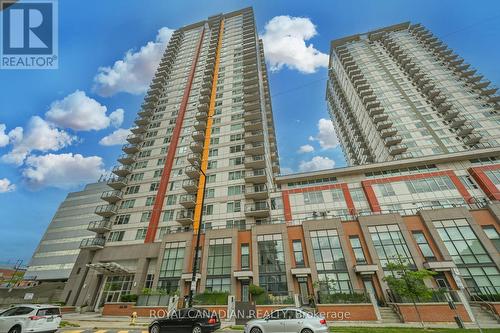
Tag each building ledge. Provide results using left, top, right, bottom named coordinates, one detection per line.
left=233, top=270, right=253, bottom=280
left=354, top=264, right=379, bottom=275
left=423, top=261, right=456, bottom=271
left=181, top=273, right=201, bottom=281
left=291, top=267, right=311, bottom=276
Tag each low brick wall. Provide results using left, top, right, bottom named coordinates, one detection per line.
left=197, top=305, right=228, bottom=319
left=396, top=303, right=471, bottom=322
left=102, top=303, right=170, bottom=318
left=60, top=306, right=76, bottom=314
left=316, top=304, right=377, bottom=321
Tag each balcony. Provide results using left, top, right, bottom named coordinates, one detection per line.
left=437, top=102, right=452, bottom=113
left=101, top=190, right=123, bottom=203
left=176, top=210, right=194, bottom=226
left=95, top=204, right=118, bottom=217
left=138, top=109, right=153, bottom=117
left=244, top=184, right=268, bottom=200
left=368, top=106, right=384, bottom=117
left=107, top=176, right=128, bottom=190
left=362, top=94, right=376, bottom=104
left=182, top=179, right=198, bottom=193
left=122, top=143, right=140, bottom=154
left=244, top=110, right=261, bottom=121
left=243, top=84, right=259, bottom=94
left=185, top=165, right=201, bottom=179
left=179, top=194, right=197, bottom=208
left=388, top=144, right=408, bottom=156
left=245, top=202, right=270, bottom=217
left=450, top=116, right=467, bottom=128
left=191, top=130, right=205, bottom=141
left=187, top=153, right=201, bottom=166
left=190, top=142, right=203, bottom=153
left=87, top=219, right=112, bottom=233
left=195, top=111, right=208, bottom=121
left=244, top=169, right=266, bottom=183
left=365, top=101, right=380, bottom=110
left=384, top=135, right=403, bottom=146
left=480, top=86, right=498, bottom=96
left=376, top=120, right=393, bottom=131
left=488, top=95, right=500, bottom=103
left=457, top=124, right=474, bottom=136
left=244, top=100, right=260, bottom=113
left=80, top=237, right=105, bottom=250
left=464, top=133, right=482, bottom=145
left=474, top=79, right=491, bottom=90
left=194, top=120, right=207, bottom=131
left=440, top=108, right=458, bottom=120
left=126, top=134, right=143, bottom=144
left=134, top=116, right=150, bottom=126
left=244, top=131, right=264, bottom=142
left=244, top=155, right=265, bottom=168
left=112, top=165, right=132, bottom=177
left=130, top=125, right=146, bottom=134
left=246, top=142, right=265, bottom=155
left=198, top=102, right=209, bottom=113
left=244, top=120, right=263, bottom=131
left=117, top=154, right=136, bottom=165
left=372, top=113, right=389, bottom=124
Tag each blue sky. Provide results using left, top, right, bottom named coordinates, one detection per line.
left=0, top=0, right=499, bottom=263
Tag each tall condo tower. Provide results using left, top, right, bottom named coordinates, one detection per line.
left=327, top=22, right=500, bottom=166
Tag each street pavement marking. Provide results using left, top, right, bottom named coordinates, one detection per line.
left=61, top=331, right=84, bottom=333
left=94, top=330, right=108, bottom=333
left=117, top=330, right=130, bottom=333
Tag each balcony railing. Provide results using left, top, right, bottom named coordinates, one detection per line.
left=80, top=237, right=105, bottom=250
left=95, top=204, right=118, bottom=217
left=87, top=219, right=112, bottom=233
left=101, top=190, right=123, bottom=203
left=179, top=194, right=197, bottom=208
left=107, top=176, right=128, bottom=189
left=112, top=165, right=132, bottom=177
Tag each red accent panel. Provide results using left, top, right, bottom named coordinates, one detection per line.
left=362, top=170, right=474, bottom=212
left=282, top=183, right=355, bottom=221
left=144, top=28, right=205, bottom=243
left=361, top=180, right=380, bottom=213
left=469, top=165, right=500, bottom=200
left=282, top=191, right=292, bottom=221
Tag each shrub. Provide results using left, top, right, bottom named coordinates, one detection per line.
left=120, top=294, right=138, bottom=302
left=193, top=291, right=229, bottom=305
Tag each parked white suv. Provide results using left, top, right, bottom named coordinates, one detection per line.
left=0, top=304, right=61, bottom=333
left=245, top=308, right=328, bottom=333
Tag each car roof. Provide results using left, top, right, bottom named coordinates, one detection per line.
left=11, top=304, right=59, bottom=308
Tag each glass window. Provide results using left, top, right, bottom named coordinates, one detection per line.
left=331, top=189, right=344, bottom=201
left=368, top=224, right=415, bottom=270
left=349, top=236, right=367, bottom=264
left=304, top=191, right=324, bottom=204
left=135, top=228, right=147, bottom=240
left=241, top=244, right=250, bottom=270
left=258, top=234, right=287, bottom=295
left=101, top=275, right=133, bottom=304
left=310, top=230, right=351, bottom=293
left=292, top=240, right=305, bottom=268
left=206, top=238, right=232, bottom=292
left=483, top=226, right=500, bottom=252
left=433, top=219, right=499, bottom=293
left=412, top=231, right=436, bottom=261
left=158, top=241, right=185, bottom=293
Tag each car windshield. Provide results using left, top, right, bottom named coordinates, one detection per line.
left=37, top=308, right=60, bottom=316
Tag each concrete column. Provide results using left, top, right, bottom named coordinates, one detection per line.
left=132, top=258, right=149, bottom=294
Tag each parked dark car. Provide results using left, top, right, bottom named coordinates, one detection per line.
left=149, top=307, right=221, bottom=333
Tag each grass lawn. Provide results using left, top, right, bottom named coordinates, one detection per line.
left=329, top=328, right=500, bottom=333
left=227, top=325, right=500, bottom=333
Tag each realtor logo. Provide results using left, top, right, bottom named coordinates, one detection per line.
left=1, top=0, right=58, bottom=69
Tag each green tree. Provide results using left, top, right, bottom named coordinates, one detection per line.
left=383, top=257, right=436, bottom=328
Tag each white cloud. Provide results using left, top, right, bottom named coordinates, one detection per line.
left=280, top=167, right=294, bottom=175
left=298, top=144, right=315, bottom=153
left=1, top=116, right=76, bottom=165
left=0, top=178, right=16, bottom=193
left=99, top=128, right=131, bottom=146
left=22, top=153, right=105, bottom=189
left=261, top=16, right=329, bottom=74
left=298, top=156, right=335, bottom=172
left=109, top=108, right=124, bottom=128
left=93, top=27, right=174, bottom=96
left=45, top=90, right=123, bottom=131
left=310, top=118, right=339, bottom=150
left=0, top=124, right=9, bottom=147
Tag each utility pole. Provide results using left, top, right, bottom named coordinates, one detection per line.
left=187, top=163, right=207, bottom=307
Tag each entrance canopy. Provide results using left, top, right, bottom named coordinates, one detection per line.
left=87, top=262, right=133, bottom=275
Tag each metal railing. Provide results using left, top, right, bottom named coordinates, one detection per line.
left=317, top=289, right=370, bottom=304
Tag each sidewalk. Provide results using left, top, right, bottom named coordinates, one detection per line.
left=61, top=313, right=500, bottom=330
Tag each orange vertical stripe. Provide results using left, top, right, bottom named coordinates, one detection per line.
left=144, top=27, right=205, bottom=243
left=193, top=20, right=225, bottom=233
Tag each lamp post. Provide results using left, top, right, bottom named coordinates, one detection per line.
left=187, top=163, right=207, bottom=307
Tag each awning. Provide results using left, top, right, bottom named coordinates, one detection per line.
left=87, top=262, right=134, bottom=275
